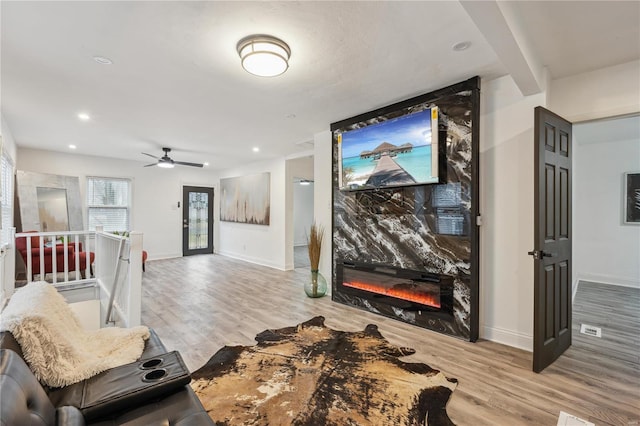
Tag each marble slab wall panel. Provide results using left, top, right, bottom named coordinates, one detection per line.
left=331, top=79, right=479, bottom=340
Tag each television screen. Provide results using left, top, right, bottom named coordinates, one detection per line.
left=337, top=107, right=439, bottom=191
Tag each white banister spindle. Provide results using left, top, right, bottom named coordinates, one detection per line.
left=73, top=234, right=80, bottom=281
left=51, top=235, right=58, bottom=284
left=26, top=235, right=33, bottom=283
left=127, top=231, right=143, bottom=327
left=39, top=236, right=46, bottom=282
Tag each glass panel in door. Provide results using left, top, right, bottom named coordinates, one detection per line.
left=182, top=186, right=214, bottom=256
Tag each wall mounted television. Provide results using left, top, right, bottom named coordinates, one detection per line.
left=336, top=106, right=440, bottom=191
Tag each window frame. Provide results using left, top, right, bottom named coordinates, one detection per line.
left=1, top=149, right=15, bottom=245
left=86, top=176, right=132, bottom=232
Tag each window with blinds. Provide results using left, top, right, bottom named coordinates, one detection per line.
left=1, top=151, right=14, bottom=244
left=87, top=177, right=131, bottom=232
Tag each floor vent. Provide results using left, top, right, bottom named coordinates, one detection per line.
left=579, top=324, right=602, bottom=338
left=557, top=411, right=595, bottom=426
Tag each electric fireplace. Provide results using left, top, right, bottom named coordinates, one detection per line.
left=335, top=261, right=454, bottom=323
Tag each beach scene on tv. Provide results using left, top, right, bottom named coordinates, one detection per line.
left=340, top=108, right=437, bottom=190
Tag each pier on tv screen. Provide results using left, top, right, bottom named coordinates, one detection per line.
left=338, top=107, right=439, bottom=191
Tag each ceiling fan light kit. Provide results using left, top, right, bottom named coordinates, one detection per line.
left=157, top=160, right=175, bottom=169
left=142, top=147, right=203, bottom=168
left=237, top=34, right=291, bottom=77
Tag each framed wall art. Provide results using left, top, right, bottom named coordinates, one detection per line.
left=220, top=172, right=270, bottom=225
left=624, top=172, right=640, bottom=224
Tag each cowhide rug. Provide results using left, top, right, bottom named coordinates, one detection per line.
left=191, top=316, right=457, bottom=426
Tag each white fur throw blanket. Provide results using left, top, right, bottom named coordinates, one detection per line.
left=0, top=281, right=150, bottom=388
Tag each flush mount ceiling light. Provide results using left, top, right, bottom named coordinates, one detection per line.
left=237, top=34, right=291, bottom=77
left=299, top=179, right=313, bottom=186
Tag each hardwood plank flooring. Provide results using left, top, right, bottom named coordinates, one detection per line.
left=141, top=255, right=640, bottom=425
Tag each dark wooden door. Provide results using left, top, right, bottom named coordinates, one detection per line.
left=531, top=107, right=572, bottom=373
left=182, top=186, right=214, bottom=256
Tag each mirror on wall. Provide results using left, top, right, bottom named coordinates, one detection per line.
left=16, top=171, right=83, bottom=232
left=36, top=187, right=69, bottom=232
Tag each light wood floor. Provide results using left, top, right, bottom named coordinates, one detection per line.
left=141, top=255, right=640, bottom=425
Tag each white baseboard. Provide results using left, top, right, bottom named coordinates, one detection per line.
left=576, top=272, right=640, bottom=289
left=481, top=325, right=533, bottom=352
left=147, top=253, right=181, bottom=261
left=218, top=250, right=287, bottom=271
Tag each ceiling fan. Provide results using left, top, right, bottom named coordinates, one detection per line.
left=142, top=147, right=203, bottom=168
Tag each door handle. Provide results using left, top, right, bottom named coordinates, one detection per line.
left=528, top=250, right=556, bottom=260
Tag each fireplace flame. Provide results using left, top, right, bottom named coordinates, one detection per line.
left=343, top=280, right=441, bottom=308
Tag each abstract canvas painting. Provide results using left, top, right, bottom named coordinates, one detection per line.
left=625, top=172, right=640, bottom=224
left=220, top=172, right=270, bottom=225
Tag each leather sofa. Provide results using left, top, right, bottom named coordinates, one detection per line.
left=0, top=330, right=215, bottom=425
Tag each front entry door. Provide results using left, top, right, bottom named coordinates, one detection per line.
left=531, top=107, right=573, bottom=373
left=182, top=186, right=214, bottom=256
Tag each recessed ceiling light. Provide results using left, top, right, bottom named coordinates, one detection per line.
left=93, top=56, right=113, bottom=65
left=77, top=112, right=90, bottom=121
left=252, top=147, right=260, bottom=153
left=69, top=144, right=77, bottom=150
left=452, top=41, right=471, bottom=52
left=204, top=162, right=209, bottom=166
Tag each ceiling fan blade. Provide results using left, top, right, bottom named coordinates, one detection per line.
left=142, top=152, right=159, bottom=159
left=174, top=161, right=204, bottom=168
left=144, top=162, right=158, bottom=167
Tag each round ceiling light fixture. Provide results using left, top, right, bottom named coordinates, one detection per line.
left=237, top=34, right=291, bottom=77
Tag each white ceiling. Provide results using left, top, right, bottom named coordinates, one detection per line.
left=2, top=1, right=639, bottom=170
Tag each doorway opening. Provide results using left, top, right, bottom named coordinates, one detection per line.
left=571, top=114, right=640, bottom=366
left=293, top=178, right=313, bottom=269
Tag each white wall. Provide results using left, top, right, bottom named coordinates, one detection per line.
left=1, top=115, right=18, bottom=163
left=217, top=158, right=288, bottom=270
left=293, top=183, right=314, bottom=246
left=16, top=148, right=218, bottom=260
left=549, top=60, right=640, bottom=123
left=479, top=75, right=547, bottom=351
left=573, top=116, right=640, bottom=288
left=313, top=130, right=333, bottom=281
